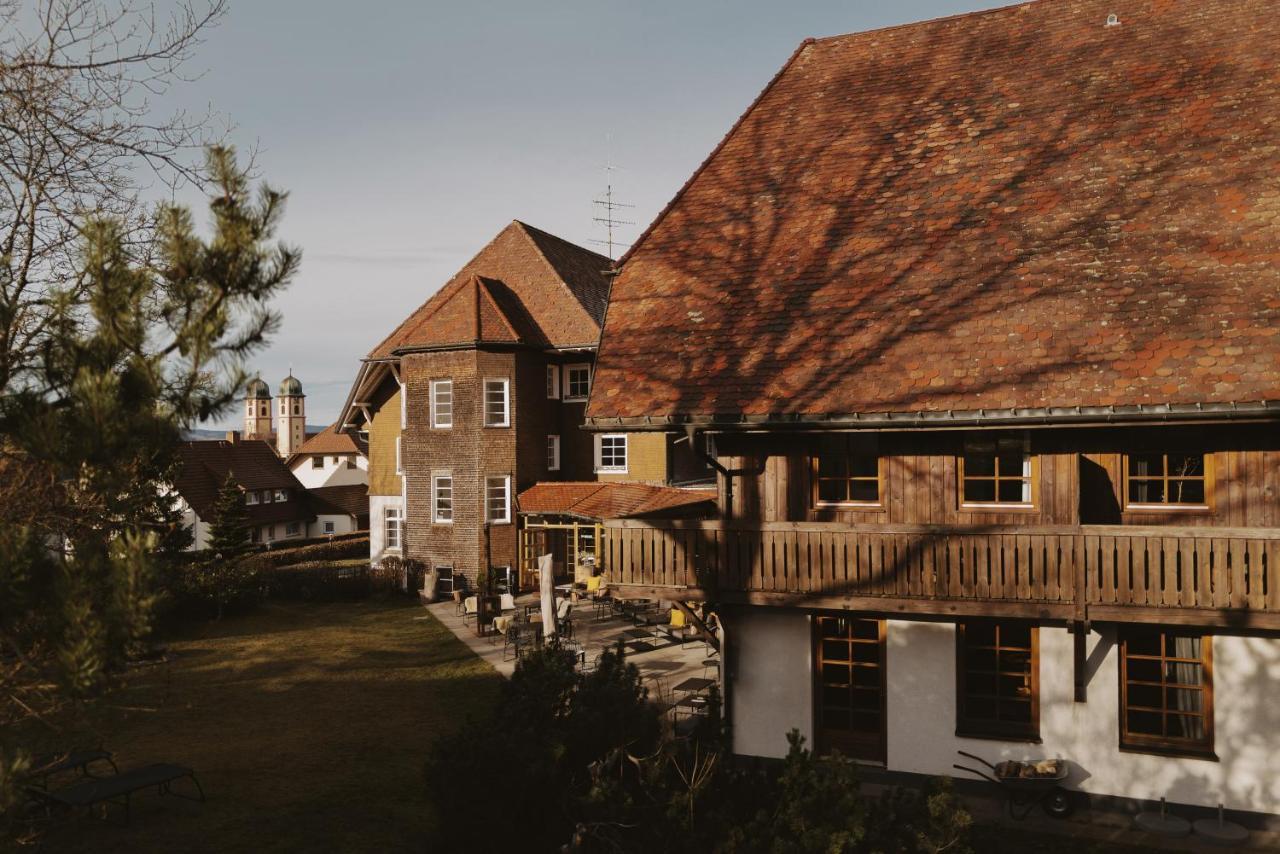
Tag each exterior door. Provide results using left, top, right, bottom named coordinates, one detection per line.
left=814, top=615, right=886, bottom=763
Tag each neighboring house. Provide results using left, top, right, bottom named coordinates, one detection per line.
left=173, top=436, right=314, bottom=548
left=341, top=220, right=710, bottom=577
left=586, top=0, right=1280, bottom=822
left=308, top=484, right=371, bottom=537
left=287, top=422, right=369, bottom=490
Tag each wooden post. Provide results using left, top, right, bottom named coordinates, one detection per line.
left=1071, top=620, right=1088, bottom=703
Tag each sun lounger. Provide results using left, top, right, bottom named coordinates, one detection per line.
left=24, top=750, right=118, bottom=789
left=31, top=762, right=204, bottom=825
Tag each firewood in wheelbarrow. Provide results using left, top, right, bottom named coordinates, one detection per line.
left=1034, top=759, right=1063, bottom=777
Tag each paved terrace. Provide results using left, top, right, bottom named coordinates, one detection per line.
left=424, top=593, right=718, bottom=707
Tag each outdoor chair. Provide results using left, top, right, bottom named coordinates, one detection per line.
left=555, top=598, right=575, bottom=639
left=499, top=593, right=516, bottom=614
left=659, top=607, right=692, bottom=646
left=23, top=750, right=118, bottom=791
left=28, top=763, right=204, bottom=826
left=461, top=596, right=478, bottom=626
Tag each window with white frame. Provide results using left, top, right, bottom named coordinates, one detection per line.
left=274, top=488, right=289, bottom=502
left=323, top=520, right=335, bottom=535
left=546, top=365, right=560, bottom=399
left=547, top=435, right=561, bottom=471
left=395, top=436, right=402, bottom=475
left=312, top=456, right=324, bottom=469
left=385, top=507, right=402, bottom=551
left=400, top=381, right=407, bottom=428
left=261, top=490, right=273, bottom=504
left=245, top=491, right=259, bottom=505
left=595, top=434, right=628, bottom=473
left=430, top=379, right=452, bottom=428
left=483, top=378, right=509, bottom=427
left=564, top=364, right=591, bottom=401
left=485, top=475, right=511, bottom=523
left=433, top=474, right=453, bottom=523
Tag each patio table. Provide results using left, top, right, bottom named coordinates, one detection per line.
left=673, top=677, right=715, bottom=694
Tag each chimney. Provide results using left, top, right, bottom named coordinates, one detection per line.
left=226, top=430, right=241, bottom=444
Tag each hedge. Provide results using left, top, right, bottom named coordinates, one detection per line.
left=245, top=536, right=369, bottom=570
left=262, top=558, right=371, bottom=601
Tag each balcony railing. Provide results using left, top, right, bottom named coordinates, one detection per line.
left=599, top=520, right=1280, bottom=628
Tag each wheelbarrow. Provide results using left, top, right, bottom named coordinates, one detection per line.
left=953, top=750, right=1073, bottom=820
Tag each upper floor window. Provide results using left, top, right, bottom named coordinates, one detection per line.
left=484, top=378, right=509, bottom=427
left=395, top=436, right=402, bottom=475
left=430, top=379, right=452, bottom=429
left=956, top=621, right=1039, bottom=741
left=312, top=457, right=324, bottom=469
left=547, top=435, right=561, bottom=471
left=564, top=364, right=591, bottom=402
left=486, top=475, right=511, bottom=523
left=433, top=474, right=453, bottom=524
left=292, top=403, right=299, bottom=415
left=812, top=435, right=881, bottom=507
left=274, top=488, right=289, bottom=502
left=260, top=490, right=273, bottom=504
left=280, top=402, right=286, bottom=415
left=595, top=434, right=628, bottom=473
left=400, top=381, right=407, bottom=428
left=245, top=491, right=259, bottom=505
left=546, top=365, right=560, bottom=399
left=1120, top=628, right=1213, bottom=758
left=1125, top=453, right=1210, bottom=509
left=961, top=436, right=1034, bottom=507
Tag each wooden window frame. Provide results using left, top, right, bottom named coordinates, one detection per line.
left=811, top=615, right=887, bottom=763
left=1122, top=452, right=1214, bottom=514
left=958, top=435, right=1039, bottom=512
left=432, top=474, right=453, bottom=525
left=563, top=364, right=591, bottom=402
left=483, top=378, right=510, bottom=428
left=810, top=436, right=884, bottom=510
left=1119, top=629, right=1215, bottom=760
left=546, top=365, right=560, bottom=399
left=955, top=621, right=1040, bottom=742
left=430, top=379, right=453, bottom=429
left=547, top=435, right=561, bottom=472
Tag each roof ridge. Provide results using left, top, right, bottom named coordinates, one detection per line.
left=812, top=0, right=1035, bottom=45
left=511, top=221, right=610, bottom=337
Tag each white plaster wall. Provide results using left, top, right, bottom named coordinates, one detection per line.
left=885, top=620, right=1280, bottom=815
left=308, top=514, right=356, bottom=538
left=729, top=608, right=813, bottom=759
left=290, top=454, right=368, bottom=490
left=369, top=494, right=403, bottom=566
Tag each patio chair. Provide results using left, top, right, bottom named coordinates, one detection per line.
left=659, top=607, right=692, bottom=646
left=500, top=593, right=516, bottom=614
left=555, top=598, right=575, bottom=639
left=461, top=596, right=478, bottom=626
left=23, top=749, right=118, bottom=791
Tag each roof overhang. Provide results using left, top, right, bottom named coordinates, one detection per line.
left=583, top=400, right=1280, bottom=432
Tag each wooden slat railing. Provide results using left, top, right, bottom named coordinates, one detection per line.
left=599, top=521, right=1280, bottom=627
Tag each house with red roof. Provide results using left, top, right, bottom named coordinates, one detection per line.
left=340, top=220, right=713, bottom=583
left=586, top=0, right=1280, bottom=822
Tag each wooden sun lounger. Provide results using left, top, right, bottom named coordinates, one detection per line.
left=31, top=763, right=205, bottom=825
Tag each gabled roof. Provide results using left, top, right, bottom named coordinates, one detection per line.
left=288, top=422, right=367, bottom=465
left=588, top=0, right=1280, bottom=428
left=173, top=439, right=310, bottom=524
left=516, top=481, right=716, bottom=520
left=367, top=221, right=611, bottom=359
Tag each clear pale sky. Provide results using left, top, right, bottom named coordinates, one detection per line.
left=175, top=0, right=1001, bottom=429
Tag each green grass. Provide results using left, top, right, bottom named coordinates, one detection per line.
left=41, top=600, right=501, bottom=854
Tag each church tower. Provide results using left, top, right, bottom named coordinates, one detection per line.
left=244, top=376, right=273, bottom=439
left=276, top=372, right=306, bottom=457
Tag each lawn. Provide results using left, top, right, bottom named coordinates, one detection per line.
left=40, top=599, right=501, bottom=854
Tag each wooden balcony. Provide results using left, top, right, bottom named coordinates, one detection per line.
left=599, top=520, right=1280, bottom=629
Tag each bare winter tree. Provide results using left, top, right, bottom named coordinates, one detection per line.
left=0, top=0, right=228, bottom=396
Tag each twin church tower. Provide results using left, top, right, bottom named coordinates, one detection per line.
left=243, top=372, right=306, bottom=457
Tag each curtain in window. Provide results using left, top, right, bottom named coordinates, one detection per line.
left=1170, top=635, right=1204, bottom=741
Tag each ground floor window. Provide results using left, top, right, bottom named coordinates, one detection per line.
left=956, top=621, right=1039, bottom=741
left=323, top=521, right=335, bottom=535
left=385, top=507, right=402, bottom=551
left=813, top=615, right=885, bottom=763
left=1120, top=627, right=1213, bottom=757
left=285, top=521, right=301, bottom=537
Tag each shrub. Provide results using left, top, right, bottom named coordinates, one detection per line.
left=161, top=555, right=262, bottom=620
left=244, top=535, right=369, bottom=570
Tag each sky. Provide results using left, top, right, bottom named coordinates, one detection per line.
left=167, top=0, right=1002, bottom=430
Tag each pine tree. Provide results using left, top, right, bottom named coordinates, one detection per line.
left=0, top=146, right=297, bottom=822
left=207, top=473, right=251, bottom=560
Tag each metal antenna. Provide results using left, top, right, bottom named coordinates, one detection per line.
left=591, top=145, right=635, bottom=261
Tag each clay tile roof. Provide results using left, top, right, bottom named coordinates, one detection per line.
left=368, top=221, right=611, bottom=359
left=516, top=481, right=716, bottom=520
left=173, top=439, right=310, bottom=524
left=308, top=484, right=370, bottom=518
left=289, top=422, right=365, bottom=463
left=588, top=0, right=1280, bottom=425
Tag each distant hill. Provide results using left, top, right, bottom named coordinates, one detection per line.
left=183, top=426, right=330, bottom=441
